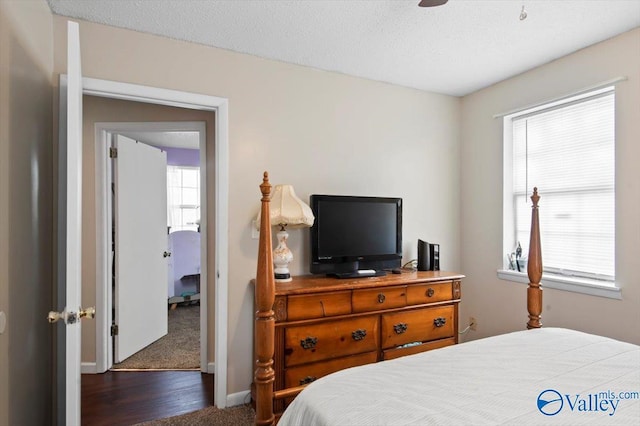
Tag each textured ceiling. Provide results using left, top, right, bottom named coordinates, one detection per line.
left=47, top=0, right=640, bottom=96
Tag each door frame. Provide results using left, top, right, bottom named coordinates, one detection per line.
left=93, top=122, right=207, bottom=371
left=83, top=77, right=229, bottom=408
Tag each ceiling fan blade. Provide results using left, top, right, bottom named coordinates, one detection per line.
left=418, top=0, right=448, bottom=7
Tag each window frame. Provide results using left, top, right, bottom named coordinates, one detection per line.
left=167, top=165, right=201, bottom=233
left=498, top=86, right=620, bottom=300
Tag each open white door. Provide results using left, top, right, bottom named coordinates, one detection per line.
left=52, top=21, right=85, bottom=426
left=113, top=135, right=168, bottom=362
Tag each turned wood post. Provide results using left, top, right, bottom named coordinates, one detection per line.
left=255, top=172, right=275, bottom=425
left=527, top=187, right=543, bottom=329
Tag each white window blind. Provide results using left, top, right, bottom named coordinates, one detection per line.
left=167, top=166, right=200, bottom=232
left=511, top=88, right=615, bottom=281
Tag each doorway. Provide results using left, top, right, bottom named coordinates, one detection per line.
left=56, top=25, right=229, bottom=423
left=101, top=125, right=206, bottom=371
left=81, top=78, right=229, bottom=408
left=90, top=112, right=210, bottom=376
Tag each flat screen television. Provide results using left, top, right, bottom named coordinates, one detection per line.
left=309, top=194, right=402, bottom=277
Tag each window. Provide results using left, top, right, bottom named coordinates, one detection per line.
left=167, top=166, right=200, bottom=232
left=501, top=87, right=616, bottom=296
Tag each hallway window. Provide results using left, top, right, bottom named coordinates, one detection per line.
left=167, top=166, right=200, bottom=232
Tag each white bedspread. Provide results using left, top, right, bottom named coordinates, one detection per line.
left=279, top=328, right=640, bottom=425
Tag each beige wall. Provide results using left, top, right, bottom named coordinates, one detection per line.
left=460, top=28, right=640, bottom=344
left=0, top=0, right=54, bottom=424
left=81, top=95, right=216, bottom=364
left=53, top=17, right=462, bottom=394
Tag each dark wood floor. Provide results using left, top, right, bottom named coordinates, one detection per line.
left=82, top=371, right=213, bottom=425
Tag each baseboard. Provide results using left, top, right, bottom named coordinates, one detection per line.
left=226, top=390, right=251, bottom=407
left=81, top=362, right=98, bottom=374
left=207, top=362, right=215, bottom=374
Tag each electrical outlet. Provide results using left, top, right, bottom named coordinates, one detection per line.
left=469, top=317, right=477, bottom=331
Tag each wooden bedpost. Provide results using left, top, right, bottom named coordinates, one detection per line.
left=255, top=172, right=275, bottom=426
left=527, top=187, right=543, bottom=329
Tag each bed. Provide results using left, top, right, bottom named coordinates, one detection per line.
left=253, top=172, right=640, bottom=425
left=278, top=328, right=640, bottom=425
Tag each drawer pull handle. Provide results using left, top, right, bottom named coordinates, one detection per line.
left=393, top=323, right=408, bottom=334
left=426, top=288, right=435, bottom=297
left=300, top=337, right=318, bottom=350
left=434, top=317, right=447, bottom=327
left=299, top=376, right=317, bottom=385
left=351, top=329, right=367, bottom=341
left=377, top=293, right=386, bottom=303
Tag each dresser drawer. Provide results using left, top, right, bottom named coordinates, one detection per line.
left=381, top=305, right=454, bottom=349
left=287, top=291, right=351, bottom=321
left=284, top=351, right=377, bottom=388
left=352, top=286, right=406, bottom=313
left=382, top=337, right=456, bottom=361
left=406, top=281, right=453, bottom=305
left=284, top=316, right=379, bottom=367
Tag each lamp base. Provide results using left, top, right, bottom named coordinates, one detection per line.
left=274, top=272, right=292, bottom=282
left=273, top=228, right=293, bottom=283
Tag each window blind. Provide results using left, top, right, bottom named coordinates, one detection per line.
left=511, top=89, right=615, bottom=280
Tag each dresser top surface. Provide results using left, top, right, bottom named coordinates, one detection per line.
left=273, top=270, right=464, bottom=296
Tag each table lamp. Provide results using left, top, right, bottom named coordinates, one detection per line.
left=256, top=184, right=314, bottom=282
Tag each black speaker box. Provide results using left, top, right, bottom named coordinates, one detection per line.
left=417, top=239, right=440, bottom=271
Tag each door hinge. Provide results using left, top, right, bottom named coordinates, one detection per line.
left=109, top=147, right=118, bottom=158
left=110, top=324, right=119, bottom=336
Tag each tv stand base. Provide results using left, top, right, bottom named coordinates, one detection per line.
left=332, top=269, right=386, bottom=279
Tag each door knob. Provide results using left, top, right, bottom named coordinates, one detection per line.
left=163, top=251, right=172, bottom=258
left=80, top=307, right=96, bottom=319
left=48, top=307, right=96, bottom=324
left=47, top=310, right=68, bottom=324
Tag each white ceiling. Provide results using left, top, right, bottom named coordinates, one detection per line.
left=118, top=131, right=200, bottom=150
left=47, top=0, right=640, bottom=96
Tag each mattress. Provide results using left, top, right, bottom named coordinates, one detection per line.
left=278, top=328, right=640, bottom=425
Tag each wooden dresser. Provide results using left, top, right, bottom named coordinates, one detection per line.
left=261, top=270, right=463, bottom=413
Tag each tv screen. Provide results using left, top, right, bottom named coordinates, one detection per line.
left=310, top=195, right=402, bottom=276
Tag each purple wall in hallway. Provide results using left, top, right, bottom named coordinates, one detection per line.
left=165, top=147, right=199, bottom=167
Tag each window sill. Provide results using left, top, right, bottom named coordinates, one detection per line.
left=497, top=269, right=621, bottom=300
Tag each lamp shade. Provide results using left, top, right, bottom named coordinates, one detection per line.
left=256, top=184, right=314, bottom=229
